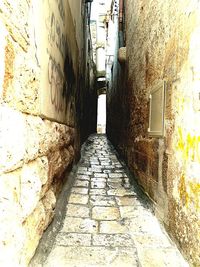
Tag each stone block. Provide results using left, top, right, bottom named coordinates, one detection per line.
left=77, top=175, right=90, bottom=181
left=4, top=47, right=40, bottom=115
left=99, top=221, right=127, bottom=234
left=0, top=106, right=26, bottom=173
left=91, top=181, right=106, bottom=189
left=42, top=189, right=56, bottom=229
left=68, top=193, right=89, bottom=205
left=55, top=233, right=92, bottom=246
left=107, top=188, right=136, bottom=197
left=93, top=233, right=133, bottom=247
left=0, top=1, right=29, bottom=50
left=71, top=187, right=89, bottom=195
left=89, top=188, right=107, bottom=195
left=0, top=106, right=75, bottom=174
left=0, top=217, right=25, bottom=267
left=109, top=173, right=124, bottom=178
left=20, top=159, right=45, bottom=220
left=120, top=205, right=151, bottom=220
left=115, top=196, right=139, bottom=206
left=92, top=206, right=120, bottom=220
left=0, top=170, right=25, bottom=266
left=89, top=195, right=116, bottom=207
left=40, top=120, right=73, bottom=156
left=21, top=202, right=46, bottom=266
left=73, top=180, right=89, bottom=188
left=66, top=204, right=90, bottom=218
left=25, top=116, right=44, bottom=161
left=0, top=169, right=21, bottom=205
left=107, top=181, right=123, bottom=189
left=91, top=177, right=107, bottom=183
left=94, top=173, right=108, bottom=178
left=47, top=147, right=73, bottom=183
left=62, top=217, right=98, bottom=234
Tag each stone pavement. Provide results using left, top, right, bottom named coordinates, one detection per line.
left=31, top=134, right=189, bottom=267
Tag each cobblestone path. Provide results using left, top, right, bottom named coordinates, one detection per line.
left=33, top=134, right=189, bottom=267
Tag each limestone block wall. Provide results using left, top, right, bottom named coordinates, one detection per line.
left=0, top=0, right=91, bottom=266
left=0, top=110, right=75, bottom=266
left=107, top=0, right=200, bottom=265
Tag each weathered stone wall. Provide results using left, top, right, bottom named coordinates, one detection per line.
left=107, top=2, right=129, bottom=159
left=78, top=2, right=97, bottom=144
left=0, top=109, right=75, bottom=266
left=0, top=0, right=95, bottom=266
left=107, top=0, right=200, bottom=265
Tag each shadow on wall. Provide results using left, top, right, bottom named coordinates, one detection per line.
left=63, top=43, right=76, bottom=119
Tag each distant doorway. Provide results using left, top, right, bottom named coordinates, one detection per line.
left=97, top=94, right=106, bottom=134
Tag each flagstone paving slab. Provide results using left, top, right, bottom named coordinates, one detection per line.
left=68, top=193, right=89, bottom=205
left=99, top=220, right=127, bottom=234
left=66, top=204, right=90, bottom=218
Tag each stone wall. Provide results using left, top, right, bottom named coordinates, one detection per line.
left=107, top=0, right=200, bottom=265
left=0, top=109, right=75, bottom=266
left=78, top=2, right=97, bottom=144
left=0, top=0, right=95, bottom=266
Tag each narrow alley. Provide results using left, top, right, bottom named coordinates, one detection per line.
left=31, top=135, right=188, bottom=267
left=0, top=0, right=200, bottom=266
